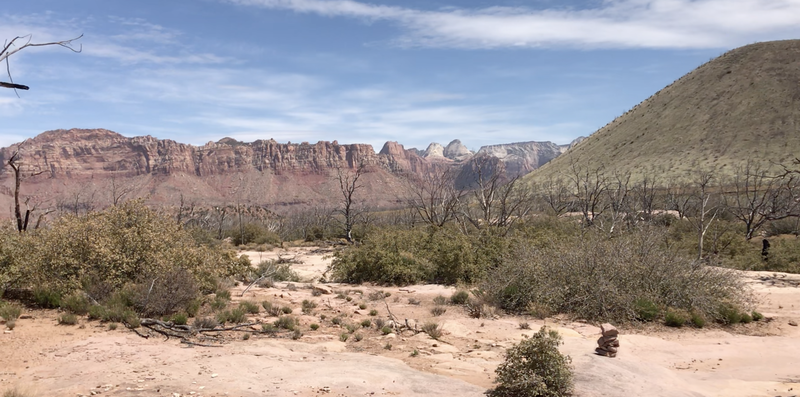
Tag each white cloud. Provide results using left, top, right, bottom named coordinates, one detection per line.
left=227, top=0, right=800, bottom=49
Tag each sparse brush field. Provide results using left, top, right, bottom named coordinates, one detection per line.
left=2, top=189, right=800, bottom=396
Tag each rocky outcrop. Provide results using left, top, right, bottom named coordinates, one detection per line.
left=422, top=143, right=445, bottom=159
left=443, top=140, right=472, bottom=161
left=475, top=141, right=568, bottom=177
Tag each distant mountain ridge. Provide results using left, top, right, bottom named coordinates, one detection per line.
left=0, top=129, right=576, bottom=214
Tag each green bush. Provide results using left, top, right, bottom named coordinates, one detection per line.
left=450, top=290, right=470, bottom=305
left=310, top=323, right=319, bottom=331
left=664, top=310, right=687, bottom=327
left=301, top=300, right=317, bottom=314
left=751, top=311, right=764, bottom=321
left=274, top=315, right=298, bottom=331
left=171, top=313, right=188, bottom=325
left=33, top=288, right=62, bottom=308
left=217, top=308, right=247, bottom=324
left=0, top=302, right=22, bottom=321
left=634, top=299, right=660, bottom=322
left=61, top=292, right=91, bottom=315
left=224, top=222, right=281, bottom=246
left=239, top=301, right=260, bottom=314
left=381, top=326, right=392, bottom=335
left=58, top=313, right=79, bottom=325
left=430, top=306, right=447, bottom=316
left=422, top=321, right=443, bottom=340
left=360, top=319, right=372, bottom=328
left=718, top=304, right=743, bottom=325
left=690, top=312, right=706, bottom=328
left=486, top=326, right=573, bottom=397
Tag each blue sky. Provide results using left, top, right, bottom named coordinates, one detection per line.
left=2, top=0, right=799, bottom=152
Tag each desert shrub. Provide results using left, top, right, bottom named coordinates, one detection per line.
left=634, top=298, right=660, bottom=322
left=61, top=292, right=91, bottom=315
left=450, top=290, right=470, bottom=305
left=480, top=228, right=749, bottom=324
left=132, top=268, right=199, bottom=317
left=13, top=201, right=249, bottom=303
left=369, top=309, right=378, bottom=316
left=374, top=318, right=385, bottom=328
left=211, top=296, right=229, bottom=311
left=281, top=306, right=292, bottom=314
left=194, top=316, right=219, bottom=330
left=33, top=288, right=61, bottom=308
left=408, top=298, right=420, bottom=305
left=217, top=308, right=247, bottom=324
left=422, top=321, right=443, bottom=340
left=360, top=319, right=372, bottom=328
left=239, top=301, right=260, bottom=314
left=751, top=311, right=764, bottom=321
left=430, top=306, right=447, bottom=316
left=3, top=388, right=31, bottom=397
left=766, top=218, right=800, bottom=237
left=339, top=332, right=349, bottom=342
left=261, top=323, right=277, bottom=334
left=358, top=303, right=367, bottom=310
left=761, top=237, right=800, bottom=273
left=292, top=329, right=302, bottom=340
left=381, top=326, right=392, bottom=335
left=301, top=300, right=317, bottom=314
left=353, top=333, right=363, bottom=342
left=58, top=313, right=79, bottom=325
left=5, top=320, right=16, bottom=330
left=329, top=228, right=433, bottom=285
left=519, top=322, right=530, bottom=330
left=310, top=323, right=319, bottom=331
left=664, top=310, right=688, bottom=327
left=433, top=295, right=447, bottom=305
left=740, top=312, right=753, bottom=323
left=717, top=304, right=743, bottom=325
left=216, top=289, right=232, bottom=300
left=186, top=299, right=201, bottom=317
left=274, top=315, right=298, bottom=330
left=108, top=323, right=118, bottom=330
left=331, top=317, right=342, bottom=325
left=171, top=313, right=188, bottom=325
left=690, top=312, right=706, bottom=328
left=0, top=302, right=22, bottom=321
left=486, top=326, right=573, bottom=397
left=257, top=260, right=300, bottom=282
left=224, top=222, right=281, bottom=246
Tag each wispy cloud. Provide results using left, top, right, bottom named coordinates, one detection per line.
left=227, top=0, right=800, bottom=49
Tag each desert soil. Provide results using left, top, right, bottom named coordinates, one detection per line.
left=2, top=247, right=800, bottom=397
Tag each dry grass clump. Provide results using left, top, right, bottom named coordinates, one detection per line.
left=421, top=321, right=443, bottom=340
left=480, top=228, right=750, bottom=324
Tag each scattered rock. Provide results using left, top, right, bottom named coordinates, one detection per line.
left=789, top=321, right=798, bottom=326
left=312, top=285, right=333, bottom=295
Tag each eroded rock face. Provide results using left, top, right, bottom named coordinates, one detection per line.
left=443, top=140, right=472, bottom=161
left=0, top=129, right=576, bottom=212
left=475, top=141, right=568, bottom=177
left=423, top=142, right=445, bottom=159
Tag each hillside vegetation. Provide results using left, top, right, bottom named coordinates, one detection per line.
left=530, top=39, right=800, bottom=183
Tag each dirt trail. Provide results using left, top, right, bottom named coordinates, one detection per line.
left=2, top=248, right=799, bottom=397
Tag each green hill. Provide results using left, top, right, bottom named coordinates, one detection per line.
left=529, top=39, right=800, bottom=183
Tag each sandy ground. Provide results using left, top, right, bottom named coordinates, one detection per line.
left=2, top=247, right=800, bottom=397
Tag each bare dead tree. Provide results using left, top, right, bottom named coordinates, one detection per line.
left=334, top=161, right=366, bottom=243
left=459, top=156, right=535, bottom=233
left=406, top=167, right=465, bottom=228
left=725, top=161, right=800, bottom=240
left=540, top=176, right=573, bottom=216
left=1, top=34, right=82, bottom=94
left=603, top=170, right=631, bottom=233
left=686, top=170, right=719, bottom=261
left=5, top=149, right=44, bottom=232
left=565, top=160, right=609, bottom=227
left=632, top=172, right=659, bottom=219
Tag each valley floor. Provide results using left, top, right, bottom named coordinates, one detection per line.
left=2, top=248, right=800, bottom=397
